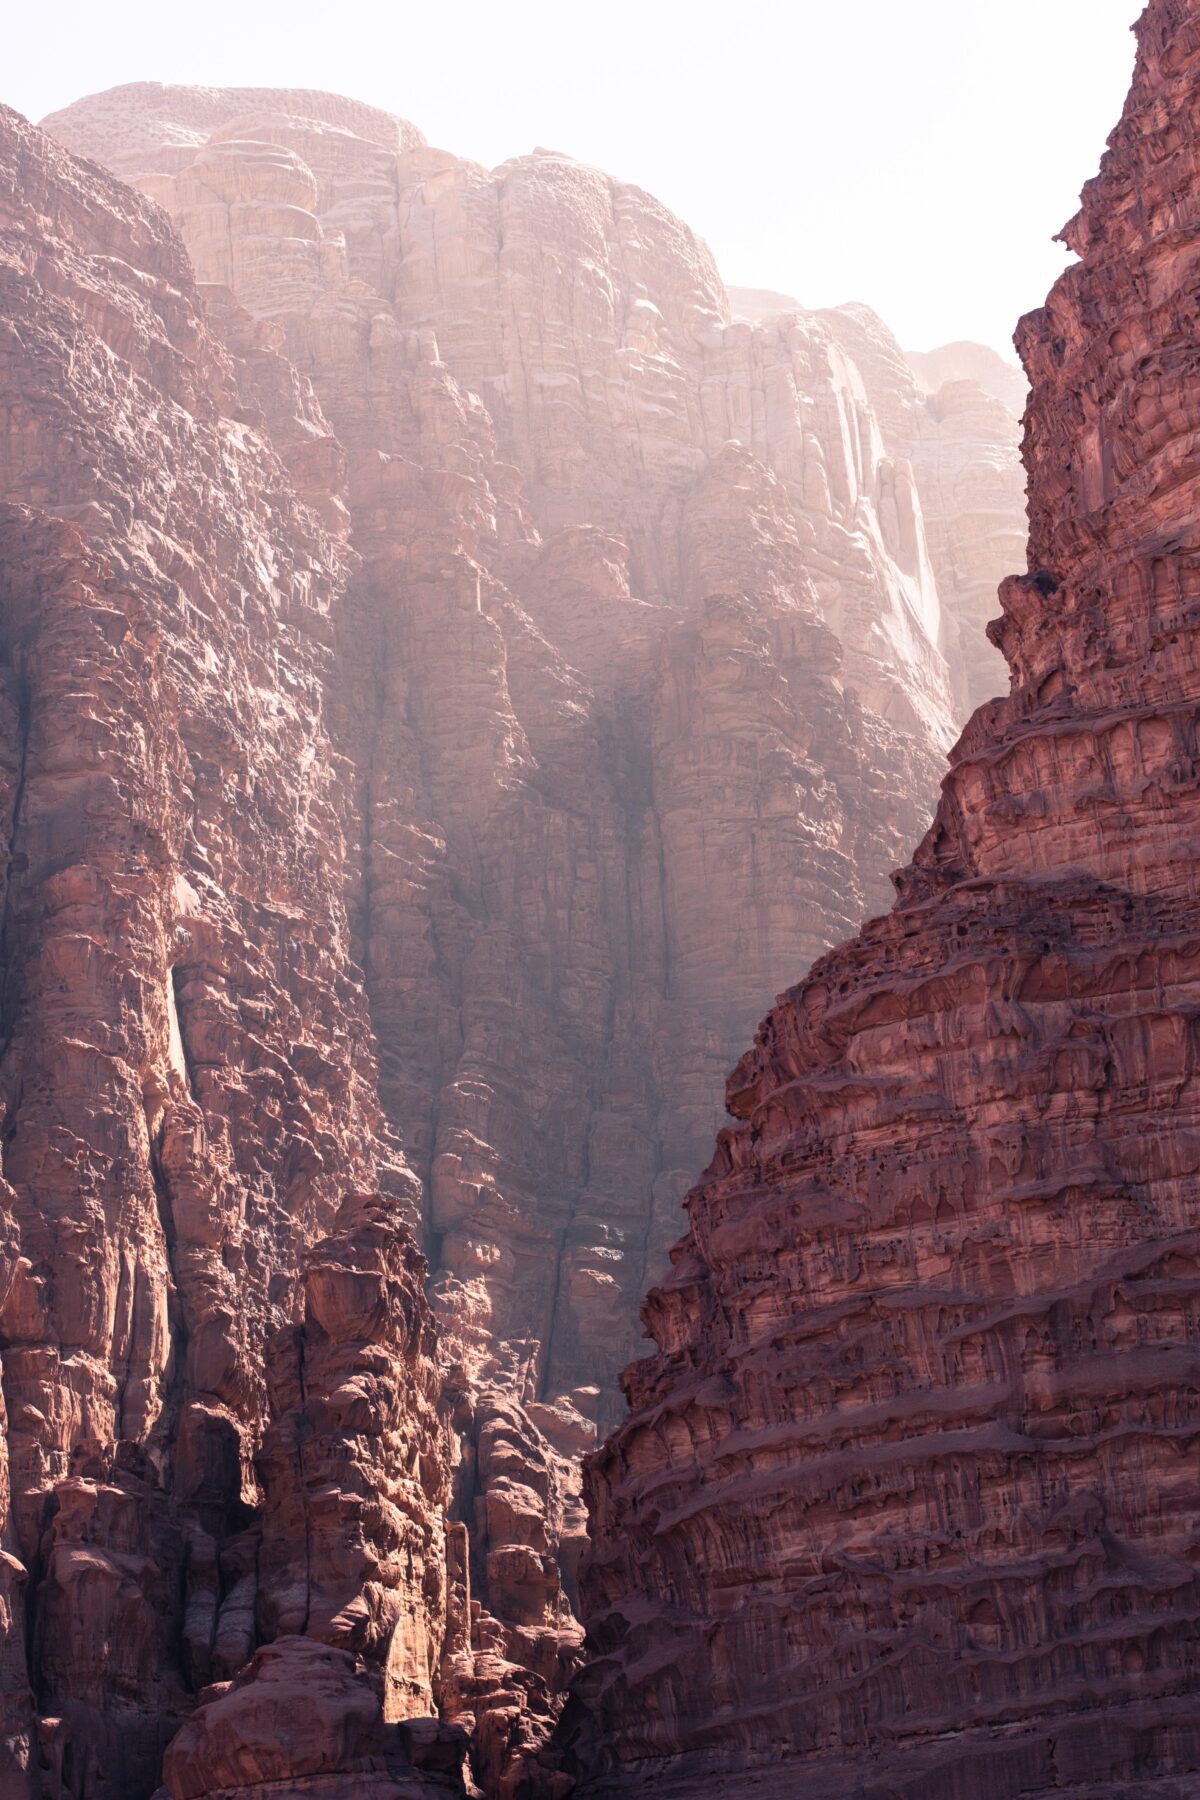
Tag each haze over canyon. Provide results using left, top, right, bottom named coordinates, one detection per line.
left=0, top=2, right=1193, bottom=1795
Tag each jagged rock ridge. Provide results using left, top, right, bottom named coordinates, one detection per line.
left=570, top=3, right=1200, bottom=1794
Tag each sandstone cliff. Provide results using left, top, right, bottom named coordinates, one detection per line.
left=571, top=2, right=1200, bottom=1793
left=0, top=64, right=1033, bottom=1794
left=35, top=80, right=1026, bottom=1792
left=0, top=103, right=470, bottom=1798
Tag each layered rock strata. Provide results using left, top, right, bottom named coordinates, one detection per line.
left=571, top=3, right=1200, bottom=1794
left=0, top=106, right=461, bottom=1799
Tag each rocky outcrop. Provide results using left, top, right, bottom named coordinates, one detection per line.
left=571, top=3, right=1200, bottom=1795
left=37, top=81, right=1014, bottom=1790
left=162, top=1199, right=468, bottom=1799
left=0, top=104, right=460, bottom=1798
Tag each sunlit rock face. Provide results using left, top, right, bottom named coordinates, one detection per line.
left=732, top=287, right=1026, bottom=719
left=901, top=338, right=1027, bottom=718
left=568, top=3, right=1200, bottom=1795
left=0, top=103, right=462, bottom=1799
left=34, top=79, right=1013, bottom=1793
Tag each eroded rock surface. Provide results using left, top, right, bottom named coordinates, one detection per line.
left=2, top=62, right=1034, bottom=1793
left=571, top=4, right=1200, bottom=1794
left=36, top=80, right=1025, bottom=1791
left=0, top=104, right=460, bottom=1799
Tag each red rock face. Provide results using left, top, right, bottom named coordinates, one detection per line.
left=570, top=4, right=1200, bottom=1795
left=37, top=81, right=1023, bottom=1792
left=0, top=106, right=460, bottom=1799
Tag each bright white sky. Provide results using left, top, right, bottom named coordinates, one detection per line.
left=9, top=0, right=1143, bottom=357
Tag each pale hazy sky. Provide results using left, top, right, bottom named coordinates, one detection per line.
left=9, top=0, right=1143, bottom=357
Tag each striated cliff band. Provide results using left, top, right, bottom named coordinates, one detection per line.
left=569, top=1, right=1200, bottom=1795
left=0, top=72, right=1026, bottom=1799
